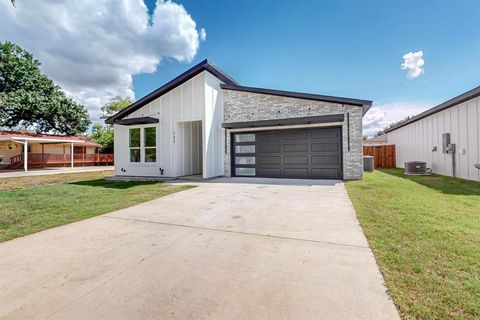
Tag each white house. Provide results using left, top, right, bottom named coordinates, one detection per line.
left=385, top=86, right=480, bottom=181
left=106, top=60, right=372, bottom=180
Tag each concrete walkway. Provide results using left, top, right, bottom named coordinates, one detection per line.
left=0, top=166, right=114, bottom=178
left=0, top=178, right=399, bottom=320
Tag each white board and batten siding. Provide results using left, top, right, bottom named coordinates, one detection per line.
left=204, top=71, right=224, bottom=178
left=388, top=95, right=480, bottom=181
left=114, top=71, right=225, bottom=178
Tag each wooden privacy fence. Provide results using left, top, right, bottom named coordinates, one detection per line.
left=363, top=145, right=396, bottom=168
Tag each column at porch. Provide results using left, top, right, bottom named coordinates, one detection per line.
left=23, top=140, right=28, bottom=172
left=41, top=144, right=45, bottom=168
left=70, top=143, right=74, bottom=168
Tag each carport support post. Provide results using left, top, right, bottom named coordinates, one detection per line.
left=23, top=140, right=28, bottom=172
left=70, top=143, right=74, bottom=168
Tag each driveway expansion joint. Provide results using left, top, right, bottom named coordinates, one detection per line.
left=102, top=215, right=369, bottom=249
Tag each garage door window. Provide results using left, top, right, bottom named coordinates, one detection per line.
left=235, top=156, right=255, bottom=165
left=235, top=133, right=255, bottom=142
left=235, top=145, right=255, bottom=153
left=233, top=133, right=256, bottom=177
left=235, top=167, right=256, bottom=176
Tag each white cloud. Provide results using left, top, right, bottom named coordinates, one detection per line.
left=401, top=50, right=425, bottom=79
left=199, top=28, right=207, bottom=42
left=363, top=107, right=391, bottom=137
left=363, top=102, right=430, bottom=137
left=0, top=0, right=205, bottom=122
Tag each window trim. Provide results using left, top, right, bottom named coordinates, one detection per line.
left=129, top=128, right=141, bottom=163
left=128, top=125, right=157, bottom=163
left=143, top=127, right=157, bottom=163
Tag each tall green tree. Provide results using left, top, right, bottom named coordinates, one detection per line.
left=101, top=96, right=132, bottom=119
left=89, top=123, right=114, bottom=153
left=0, top=41, right=90, bottom=134
left=89, top=97, right=131, bottom=152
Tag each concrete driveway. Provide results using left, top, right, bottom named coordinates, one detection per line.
left=0, top=178, right=399, bottom=320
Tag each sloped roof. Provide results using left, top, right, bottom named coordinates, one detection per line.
left=385, top=86, right=480, bottom=133
left=221, top=84, right=372, bottom=115
left=0, top=131, right=101, bottom=147
left=106, top=59, right=373, bottom=124
left=105, top=59, right=238, bottom=124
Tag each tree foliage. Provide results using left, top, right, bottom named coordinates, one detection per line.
left=89, top=96, right=130, bottom=151
left=89, top=124, right=114, bottom=153
left=0, top=41, right=90, bottom=134
left=101, top=96, right=132, bottom=119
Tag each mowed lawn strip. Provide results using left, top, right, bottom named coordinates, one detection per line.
left=0, top=178, right=193, bottom=242
left=0, top=170, right=114, bottom=190
left=345, top=169, right=480, bottom=320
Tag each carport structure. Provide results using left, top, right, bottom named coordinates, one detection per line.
left=0, top=137, right=82, bottom=172
left=0, top=135, right=83, bottom=172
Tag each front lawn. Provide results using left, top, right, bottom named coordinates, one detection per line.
left=0, top=176, right=192, bottom=242
left=345, top=169, right=480, bottom=320
left=0, top=170, right=114, bottom=190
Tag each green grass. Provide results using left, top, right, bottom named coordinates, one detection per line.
left=345, top=169, right=480, bottom=320
left=0, top=177, right=193, bottom=242
left=0, top=170, right=114, bottom=190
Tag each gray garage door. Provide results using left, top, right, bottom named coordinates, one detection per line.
left=232, top=127, right=342, bottom=179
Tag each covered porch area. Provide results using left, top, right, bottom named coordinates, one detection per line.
left=0, top=133, right=113, bottom=172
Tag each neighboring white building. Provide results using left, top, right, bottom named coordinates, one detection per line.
left=363, top=134, right=388, bottom=146
left=106, top=60, right=372, bottom=180
left=385, top=86, right=480, bottom=181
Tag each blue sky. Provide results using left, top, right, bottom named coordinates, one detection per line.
left=137, top=0, right=480, bottom=134
left=1, top=0, right=478, bottom=135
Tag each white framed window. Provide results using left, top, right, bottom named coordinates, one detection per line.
left=128, top=126, right=157, bottom=163
left=144, top=127, right=156, bottom=162
left=129, top=128, right=141, bottom=162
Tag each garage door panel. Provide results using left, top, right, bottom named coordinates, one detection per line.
left=283, top=156, right=308, bottom=165
left=283, top=143, right=308, bottom=153
left=258, top=132, right=283, bottom=141
left=311, top=168, right=340, bottom=178
left=257, top=156, right=281, bottom=165
left=256, top=168, right=282, bottom=177
left=311, top=155, right=339, bottom=165
left=283, top=168, right=309, bottom=178
left=233, top=127, right=342, bottom=179
left=311, top=128, right=340, bottom=139
left=283, top=131, right=308, bottom=140
left=311, top=142, right=340, bottom=152
left=257, top=143, right=281, bottom=153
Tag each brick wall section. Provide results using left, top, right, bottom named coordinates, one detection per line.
left=222, top=89, right=364, bottom=180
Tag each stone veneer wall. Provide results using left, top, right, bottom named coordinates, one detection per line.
left=222, top=89, right=364, bottom=180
